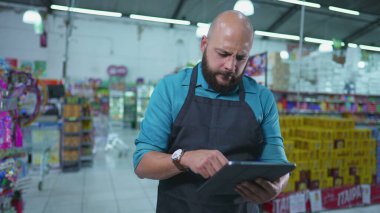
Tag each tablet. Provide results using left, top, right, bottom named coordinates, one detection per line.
left=197, top=161, right=296, bottom=195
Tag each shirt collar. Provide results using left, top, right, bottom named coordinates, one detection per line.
left=181, top=62, right=258, bottom=94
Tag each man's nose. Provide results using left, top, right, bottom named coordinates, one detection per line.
left=224, top=56, right=237, bottom=72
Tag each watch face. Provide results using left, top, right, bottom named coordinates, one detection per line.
left=172, top=149, right=183, bottom=160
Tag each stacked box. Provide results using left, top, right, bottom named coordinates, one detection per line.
left=63, top=104, right=82, bottom=118
left=270, top=53, right=291, bottom=91
left=281, top=116, right=377, bottom=192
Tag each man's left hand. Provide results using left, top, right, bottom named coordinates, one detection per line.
left=235, top=174, right=289, bottom=204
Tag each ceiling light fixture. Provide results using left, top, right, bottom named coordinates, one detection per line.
left=348, top=43, right=358, bottom=48
left=280, top=51, right=289, bottom=59
left=359, top=44, right=380, bottom=52
left=304, top=37, right=334, bottom=45
left=233, top=0, right=254, bottom=16
left=255, top=30, right=300, bottom=41
left=22, top=10, right=42, bottom=24
left=278, top=0, right=321, bottom=8
left=357, top=61, right=366, bottom=69
left=50, top=5, right=122, bottom=17
left=318, top=43, right=333, bottom=52
left=130, top=14, right=190, bottom=25
left=328, top=6, right=360, bottom=16
left=196, top=23, right=210, bottom=38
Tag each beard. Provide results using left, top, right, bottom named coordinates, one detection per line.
left=201, top=51, right=245, bottom=94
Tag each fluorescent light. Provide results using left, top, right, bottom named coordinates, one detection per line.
left=234, top=0, right=254, bottom=16
left=255, top=30, right=300, bottom=41
left=130, top=14, right=190, bottom=25
left=197, top=22, right=210, bottom=27
left=278, top=0, right=321, bottom=8
left=22, top=10, right=42, bottom=24
left=357, top=61, right=366, bottom=69
left=305, top=37, right=333, bottom=45
left=359, top=45, right=380, bottom=52
left=318, top=43, right=333, bottom=52
left=328, top=6, right=360, bottom=16
left=280, top=51, right=289, bottom=59
left=51, top=5, right=122, bottom=17
left=348, top=43, right=358, bottom=48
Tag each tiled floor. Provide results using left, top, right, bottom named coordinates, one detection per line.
left=23, top=128, right=380, bottom=213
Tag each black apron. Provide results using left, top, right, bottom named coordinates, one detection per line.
left=157, top=65, right=264, bottom=213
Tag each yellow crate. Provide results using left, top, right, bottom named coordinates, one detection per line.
left=320, top=177, right=334, bottom=189
left=63, top=136, right=81, bottom=147
left=345, top=176, right=355, bottom=185
left=64, top=122, right=82, bottom=133
left=361, top=174, right=373, bottom=184
left=321, top=140, right=334, bottom=151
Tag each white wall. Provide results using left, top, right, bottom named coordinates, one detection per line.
left=0, top=9, right=288, bottom=82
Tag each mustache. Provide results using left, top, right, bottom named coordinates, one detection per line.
left=215, top=71, right=237, bottom=78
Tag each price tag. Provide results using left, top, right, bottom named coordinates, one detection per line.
left=361, top=184, right=371, bottom=204
left=289, top=192, right=306, bottom=213
left=309, top=190, right=323, bottom=212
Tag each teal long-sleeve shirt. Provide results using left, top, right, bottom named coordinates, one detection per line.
left=133, top=64, right=288, bottom=169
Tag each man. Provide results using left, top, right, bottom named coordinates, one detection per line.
left=133, top=10, right=289, bottom=213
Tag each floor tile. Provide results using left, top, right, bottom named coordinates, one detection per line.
left=83, top=201, right=119, bottom=213
left=43, top=203, right=82, bottom=213
left=83, top=191, right=116, bottom=203
left=118, top=198, right=154, bottom=213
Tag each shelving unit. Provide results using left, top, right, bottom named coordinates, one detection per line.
left=124, top=89, right=137, bottom=128
left=81, top=103, right=94, bottom=167
left=61, top=97, right=94, bottom=171
left=136, top=84, right=154, bottom=129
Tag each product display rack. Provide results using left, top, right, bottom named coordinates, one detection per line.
left=80, top=105, right=94, bottom=167
left=61, top=97, right=94, bottom=171
left=124, top=88, right=137, bottom=128
left=136, top=84, right=154, bottom=129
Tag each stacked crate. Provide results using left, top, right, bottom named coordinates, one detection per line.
left=281, top=116, right=377, bottom=192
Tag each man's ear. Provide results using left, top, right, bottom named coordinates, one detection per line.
left=200, top=36, right=207, bottom=53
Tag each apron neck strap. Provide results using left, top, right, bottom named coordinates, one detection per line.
left=189, top=64, right=198, bottom=95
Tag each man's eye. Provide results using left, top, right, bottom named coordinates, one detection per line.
left=237, top=56, right=245, bottom=61
left=218, top=52, right=228, bottom=57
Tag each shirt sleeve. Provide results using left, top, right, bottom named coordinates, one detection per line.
left=259, top=89, right=288, bottom=163
left=133, top=78, right=173, bottom=169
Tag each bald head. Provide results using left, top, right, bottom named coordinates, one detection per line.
left=199, top=10, right=254, bottom=94
left=207, top=10, right=253, bottom=45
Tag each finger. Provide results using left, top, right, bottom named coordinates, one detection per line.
left=255, top=179, right=278, bottom=196
left=240, top=182, right=268, bottom=202
left=210, top=156, right=224, bottom=173
left=236, top=185, right=262, bottom=203
left=215, top=153, right=229, bottom=168
left=199, top=169, right=210, bottom=179
left=205, top=161, right=217, bottom=177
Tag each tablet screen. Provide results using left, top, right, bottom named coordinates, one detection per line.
left=197, top=161, right=296, bottom=195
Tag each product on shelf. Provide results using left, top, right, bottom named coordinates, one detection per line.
left=63, top=136, right=81, bottom=147
left=281, top=116, right=377, bottom=193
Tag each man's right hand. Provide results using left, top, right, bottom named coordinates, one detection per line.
left=180, top=150, right=229, bottom=179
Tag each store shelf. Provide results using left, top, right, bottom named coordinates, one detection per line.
left=64, top=117, right=82, bottom=122
left=80, top=156, right=93, bottom=161
left=62, top=146, right=80, bottom=150
left=81, top=142, right=93, bottom=146
left=63, top=132, right=83, bottom=136
left=0, top=148, right=27, bottom=160
left=82, top=129, right=93, bottom=133
left=272, top=89, right=380, bottom=98
left=0, top=97, right=18, bottom=112
left=61, top=161, right=80, bottom=166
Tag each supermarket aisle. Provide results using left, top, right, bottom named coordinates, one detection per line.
left=22, top=128, right=380, bottom=213
left=23, top=128, right=157, bottom=213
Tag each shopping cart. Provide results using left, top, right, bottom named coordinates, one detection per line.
left=23, top=121, right=61, bottom=191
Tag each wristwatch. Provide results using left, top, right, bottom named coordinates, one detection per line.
left=171, top=149, right=187, bottom=171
